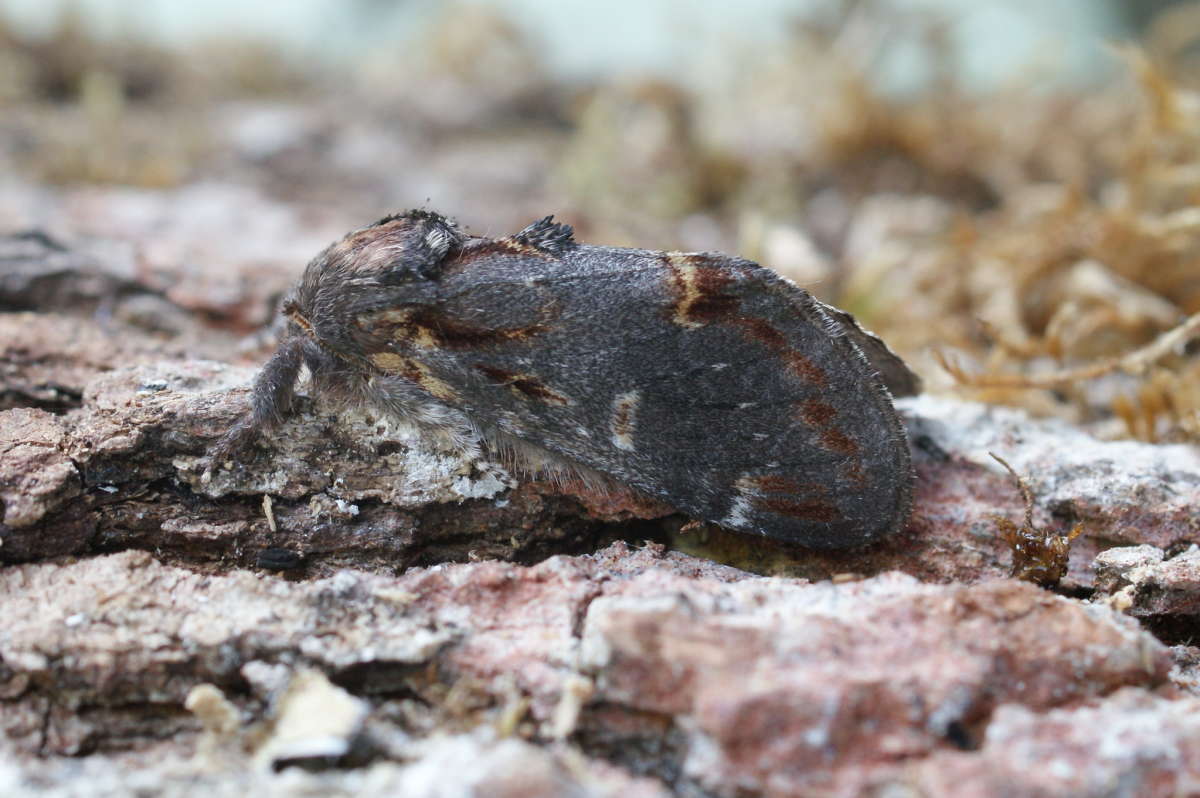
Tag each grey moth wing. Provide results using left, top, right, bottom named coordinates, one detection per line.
left=360, top=233, right=913, bottom=549
left=814, top=300, right=922, bottom=398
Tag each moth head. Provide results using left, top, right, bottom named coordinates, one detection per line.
left=288, top=211, right=465, bottom=357
left=303, top=210, right=464, bottom=291
left=367, top=210, right=465, bottom=281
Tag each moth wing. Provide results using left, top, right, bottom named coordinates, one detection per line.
left=629, top=258, right=913, bottom=548
left=813, top=300, right=921, bottom=398
left=388, top=245, right=912, bottom=549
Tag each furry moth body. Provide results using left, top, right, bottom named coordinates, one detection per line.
left=210, top=210, right=919, bottom=549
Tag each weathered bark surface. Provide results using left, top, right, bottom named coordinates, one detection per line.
left=6, top=233, right=1200, bottom=797
left=1, top=544, right=1186, bottom=797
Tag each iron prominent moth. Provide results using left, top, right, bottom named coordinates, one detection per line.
left=209, top=211, right=918, bottom=548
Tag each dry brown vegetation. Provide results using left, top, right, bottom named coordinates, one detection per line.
left=4, top=2, right=1200, bottom=441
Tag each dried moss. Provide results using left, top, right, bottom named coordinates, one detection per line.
left=989, top=453, right=1084, bottom=588
left=5, top=2, right=1200, bottom=440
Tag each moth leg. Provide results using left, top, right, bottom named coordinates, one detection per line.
left=303, top=345, right=355, bottom=399
left=207, top=335, right=306, bottom=472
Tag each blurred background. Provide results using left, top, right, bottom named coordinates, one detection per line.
left=3, top=0, right=1200, bottom=441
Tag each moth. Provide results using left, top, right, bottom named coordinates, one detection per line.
left=209, top=210, right=919, bottom=549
